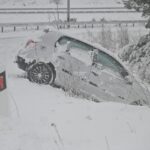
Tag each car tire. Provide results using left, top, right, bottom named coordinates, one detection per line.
left=27, top=62, right=55, bottom=85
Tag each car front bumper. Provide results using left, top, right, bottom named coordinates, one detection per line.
left=15, top=56, right=28, bottom=71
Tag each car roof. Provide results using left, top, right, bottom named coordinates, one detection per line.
left=40, top=30, right=63, bottom=46
left=41, top=30, right=129, bottom=72
left=43, top=30, right=114, bottom=55
left=41, top=30, right=109, bottom=52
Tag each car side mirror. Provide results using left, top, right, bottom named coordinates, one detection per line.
left=90, top=49, right=99, bottom=65
left=65, top=41, right=71, bottom=52
left=124, top=75, right=133, bottom=85
left=54, top=41, right=59, bottom=48
left=88, top=51, right=94, bottom=63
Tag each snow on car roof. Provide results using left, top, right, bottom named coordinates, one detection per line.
left=40, top=30, right=63, bottom=46
left=41, top=30, right=130, bottom=72
left=44, top=30, right=114, bottom=55
left=41, top=30, right=108, bottom=51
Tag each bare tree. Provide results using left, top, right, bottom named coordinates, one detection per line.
left=50, top=0, right=62, bottom=21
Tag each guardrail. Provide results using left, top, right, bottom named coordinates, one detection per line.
left=0, top=20, right=147, bottom=33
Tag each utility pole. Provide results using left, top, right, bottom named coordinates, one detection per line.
left=67, top=0, right=70, bottom=26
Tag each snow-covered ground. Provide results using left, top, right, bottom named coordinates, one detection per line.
left=0, top=0, right=123, bottom=7
left=0, top=30, right=150, bottom=150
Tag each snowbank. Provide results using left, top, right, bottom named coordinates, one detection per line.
left=0, top=30, right=150, bottom=150
left=1, top=100, right=150, bottom=150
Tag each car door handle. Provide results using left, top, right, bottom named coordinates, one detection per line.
left=58, top=56, right=65, bottom=60
left=62, top=69, right=72, bottom=76
left=89, top=81, right=98, bottom=87
left=92, top=71, right=99, bottom=77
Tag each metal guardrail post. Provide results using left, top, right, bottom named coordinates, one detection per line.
left=67, top=24, right=70, bottom=28
left=37, top=25, right=39, bottom=30
left=1, top=26, right=3, bottom=32
left=14, top=26, right=16, bottom=32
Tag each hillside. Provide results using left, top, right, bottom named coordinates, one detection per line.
left=0, top=31, right=150, bottom=150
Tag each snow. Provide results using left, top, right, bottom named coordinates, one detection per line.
left=0, top=30, right=150, bottom=150
left=0, top=0, right=123, bottom=7
left=118, top=33, right=150, bottom=84
left=0, top=0, right=149, bottom=148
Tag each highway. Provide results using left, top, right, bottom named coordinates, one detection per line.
left=0, top=7, right=139, bottom=14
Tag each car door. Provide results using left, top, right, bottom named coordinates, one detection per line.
left=54, top=36, right=93, bottom=92
left=88, top=49, right=133, bottom=103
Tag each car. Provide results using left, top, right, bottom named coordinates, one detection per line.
left=15, top=30, right=149, bottom=105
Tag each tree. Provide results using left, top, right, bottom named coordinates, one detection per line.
left=123, top=0, right=150, bottom=27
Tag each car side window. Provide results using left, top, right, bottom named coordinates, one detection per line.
left=94, top=50, right=128, bottom=77
left=58, top=36, right=93, bottom=65
left=56, top=36, right=73, bottom=53
left=69, top=40, right=93, bottom=51
left=57, top=36, right=93, bottom=52
left=58, top=36, right=72, bottom=45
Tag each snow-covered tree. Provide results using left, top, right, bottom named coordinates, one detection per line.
left=123, top=0, right=150, bottom=27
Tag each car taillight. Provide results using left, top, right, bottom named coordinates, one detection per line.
left=25, top=39, right=37, bottom=48
left=0, top=72, right=6, bottom=91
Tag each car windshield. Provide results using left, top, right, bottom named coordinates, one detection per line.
left=94, top=50, right=128, bottom=77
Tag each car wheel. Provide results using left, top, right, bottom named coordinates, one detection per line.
left=27, top=62, right=55, bottom=85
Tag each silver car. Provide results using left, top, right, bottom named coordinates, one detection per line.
left=15, top=30, right=149, bottom=105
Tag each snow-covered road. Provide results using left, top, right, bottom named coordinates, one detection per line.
left=0, top=31, right=150, bottom=150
